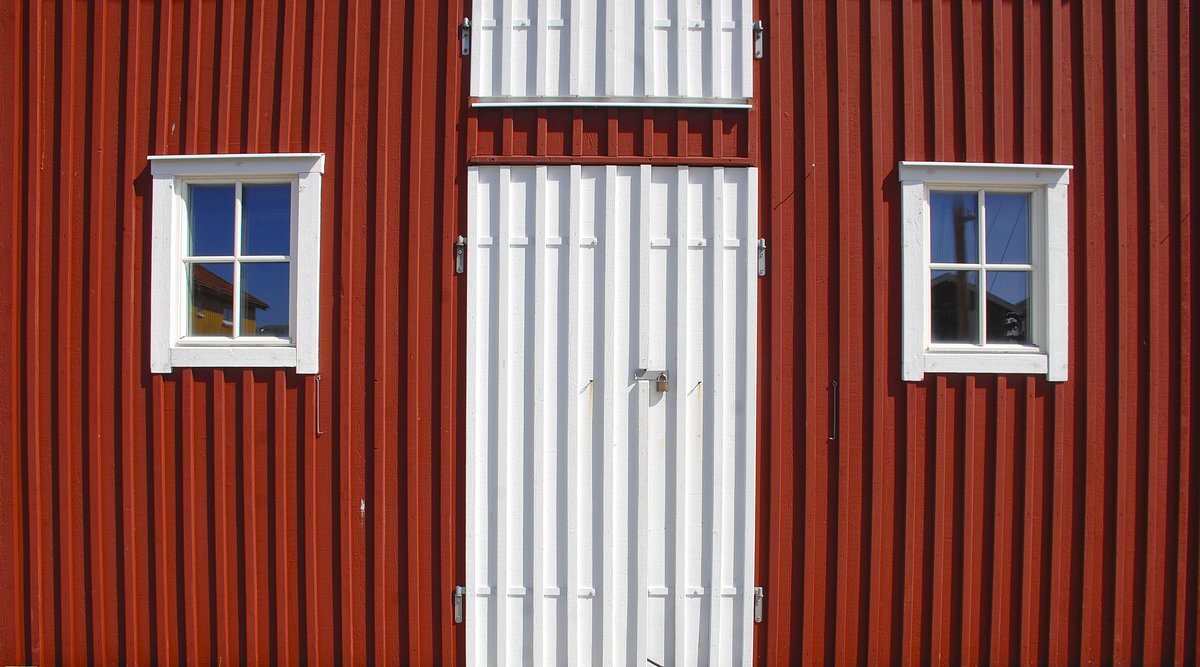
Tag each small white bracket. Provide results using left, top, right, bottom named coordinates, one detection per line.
left=757, top=238, right=767, bottom=276
left=754, top=586, right=764, bottom=623
left=752, top=20, right=764, bottom=59
left=460, top=18, right=471, bottom=56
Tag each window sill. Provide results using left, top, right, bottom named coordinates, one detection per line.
left=917, top=350, right=1048, bottom=376
left=162, top=345, right=299, bottom=370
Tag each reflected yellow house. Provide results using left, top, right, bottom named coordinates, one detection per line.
left=189, top=264, right=270, bottom=336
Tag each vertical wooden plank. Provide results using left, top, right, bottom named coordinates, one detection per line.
left=599, top=164, right=617, bottom=666
left=1045, top=3, right=1079, bottom=663
left=930, top=376, right=956, bottom=666
left=563, top=164, right=582, bottom=665
left=833, top=2, right=866, bottom=664
left=633, top=165, right=651, bottom=667
left=57, top=3, right=90, bottom=663
left=1019, top=376, right=1046, bottom=665
left=494, top=165, right=511, bottom=666
left=1172, top=2, right=1195, bottom=661
left=800, top=1, right=832, bottom=662
left=1141, top=1, right=1172, bottom=663
left=865, top=2, right=899, bottom=663
left=1110, top=1, right=1140, bottom=663
left=371, top=1, right=397, bottom=663
left=707, top=166, right=728, bottom=665
left=1, top=0, right=26, bottom=658
left=1078, top=1, right=1109, bottom=662
left=530, top=165, right=548, bottom=665
left=990, top=376, right=1016, bottom=665
left=672, top=165, right=690, bottom=666
left=405, top=3, right=438, bottom=659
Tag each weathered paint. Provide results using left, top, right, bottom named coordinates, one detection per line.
left=0, top=1, right=1197, bottom=666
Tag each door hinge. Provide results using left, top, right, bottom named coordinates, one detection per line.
left=754, top=586, right=764, bottom=623
left=454, top=235, right=467, bottom=274
left=752, top=20, right=765, bottom=59
left=459, top=18, right=471, bottom=56
left=757, top=238, right=767, bottom=276
left=453, top=585, right=466, bottom=623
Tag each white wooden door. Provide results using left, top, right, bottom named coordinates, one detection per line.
left=465, top=164, right=758, bottom=665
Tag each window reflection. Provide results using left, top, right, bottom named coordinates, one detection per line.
left=986, top=271, right=1029, bottom=343
left=186, top=181, right=294, bottom=340
left=930, top=191, right=978, bottom=263
left=984, top=192, right=1030, bottom=264
left=931, top=270, right=978, bottom=342
left=189, top=185, right=235, bottom=256
left=242, top=263, right=290, bottom=338
left=188, top=263, right=236, bottom=337
left=242, top=183, right=292, bottom=255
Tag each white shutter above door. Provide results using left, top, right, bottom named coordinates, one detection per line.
left=469, top=0, right=754, bottom=107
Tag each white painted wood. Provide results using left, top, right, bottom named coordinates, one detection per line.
left=470, top=0, right=754, bottom=106
left=466, top=165, right=759, bottom=665
left=898, top=161, right=1071, bottom=381
left=149, top=153, right=324, bottom=374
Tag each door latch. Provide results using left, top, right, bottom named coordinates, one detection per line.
left=453, top=585, right=466, bottom=623
left=454, top=235, right=467, bottom=274
left=634, top=368, right=670, bottom=392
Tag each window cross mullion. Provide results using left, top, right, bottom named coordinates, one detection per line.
left=233, top=181, right=243, bottom=337
left=977, top=189, right=986, bottom=345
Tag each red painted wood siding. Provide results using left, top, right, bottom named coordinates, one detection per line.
left=754, top=1, right=1198, bottom=665
left=0, top=1, right=1196, bottom=666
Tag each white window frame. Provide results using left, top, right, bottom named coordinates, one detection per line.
left=149, top=153, right=324, bottom=374
left=899, top=161, right=1070, bottom=382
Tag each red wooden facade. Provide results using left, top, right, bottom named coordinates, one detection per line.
left=1, top=1, right=1196, bottom=665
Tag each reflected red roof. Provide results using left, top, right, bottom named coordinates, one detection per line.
left=191, top=264, right=270, bottom=310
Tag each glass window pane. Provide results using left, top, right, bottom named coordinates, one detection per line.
left=241, top=183, right=292, bottom=256
left=985, top=192, right=1030, bottom=264
left=189, top=185, right=235, bottom=256
left=241, top=262, right=291, bottom=338
left=930, top=191, right=979, bottom=263
left=931, top=270, right=980, bottom=343
left=187, top=262, right=236, bottom=336
left=986, top=271, right=1030, bottom=343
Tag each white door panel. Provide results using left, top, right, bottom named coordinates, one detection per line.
left=466, top=164, right=757, bottom=665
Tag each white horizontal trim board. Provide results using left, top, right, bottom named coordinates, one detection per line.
left=465, top=165, right=759, bottom=665
left=470, top=0, right=754, bottom=105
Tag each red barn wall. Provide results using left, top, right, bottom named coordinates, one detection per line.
left=0, top=1, right=1196, bottom=666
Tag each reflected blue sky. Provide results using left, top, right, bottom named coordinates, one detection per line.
left=189, top=185, right=235, bottom=255
left=984, top=192, right=1029, bottom=265
left=242, top=184, right=292, bottom=255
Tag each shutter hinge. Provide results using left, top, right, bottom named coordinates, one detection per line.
left=460, top=18, right=471, bottom=56
left=453, top=585, right=466, bottom=623
left=757, top=238, right=767, bottom=276
left=754, top=586, right=764, bottom=623
left=454, top=235, right=467, bottom=274
left=752, top=20, right=765, bottom=59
